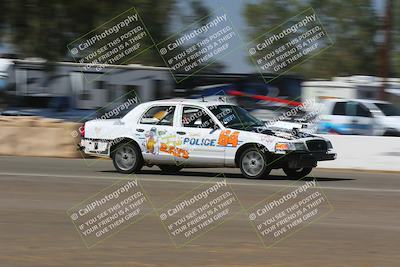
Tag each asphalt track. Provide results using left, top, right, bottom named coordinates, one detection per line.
left=0, top=156, right=399, bottom=267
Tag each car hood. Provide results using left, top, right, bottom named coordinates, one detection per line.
left=236, top=125, right=316, bottom=141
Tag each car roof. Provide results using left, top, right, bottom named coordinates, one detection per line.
left=142, top=98, right=232, bottom=107
left=123, top=98, right=235, bottom=122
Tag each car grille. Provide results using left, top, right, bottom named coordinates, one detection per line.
left=306, top=140, right=327, bottom=152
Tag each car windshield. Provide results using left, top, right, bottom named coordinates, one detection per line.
left=374, top=103, right=400, bottom=116
left=209, top=105, right=265, bottom=130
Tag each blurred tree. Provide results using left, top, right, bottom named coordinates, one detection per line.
left=0, top=0, right=175, bottom=62
left=243, top=0, right=379, bottom=78
left=393, top=0, right=400, bottom=76
left=0, top=0, right=215, bottom=67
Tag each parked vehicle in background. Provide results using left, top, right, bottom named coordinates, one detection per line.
left=318, top=99, right=400, bottom=136
left=2, top=59, right=172, bottom=120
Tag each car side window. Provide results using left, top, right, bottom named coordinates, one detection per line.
left=182, top=106, right=216, bottom=129
left=346, top=102, right=372, bottom=117
left=332, top=102, right=347, bottom=115
left=355, top=103, right=372, bottom=117
left=140, top=106, right=175, bottom=126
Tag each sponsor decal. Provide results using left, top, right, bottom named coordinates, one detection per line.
left=145, top=127, right=158, bottom=154
left=182, top=131, right=240, bottom=148
left=160, top=143, right=189, bottom=159
left=143, top=128, right=183, bottom=155
left=218, top=130, right=239, bottom=147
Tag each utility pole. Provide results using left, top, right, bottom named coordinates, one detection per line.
left=380, top=0, right=393, bottom=100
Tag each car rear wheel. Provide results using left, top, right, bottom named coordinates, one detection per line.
left=239, top=147, right=271, bottom=179
left=158, top=165, right=183, bottom=174
left=112, top=142, right=143, bottom=174
left=282, top=167, right=313, bottom=179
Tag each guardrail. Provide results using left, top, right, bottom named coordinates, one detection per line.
left=0, top=116, right=81, bottom=158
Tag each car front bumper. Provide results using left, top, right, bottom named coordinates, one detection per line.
left=270, top=151, right=336, bottom=169
left=286, top=152, right=336, bottom=169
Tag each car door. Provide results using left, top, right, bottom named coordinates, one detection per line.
left=321, top=101, right=353, bottom=134
left=347, top=101, right=374, bottom=135
left=174, top=105, right=225, bottom=167
left=135, top=105, right=177, bottom=164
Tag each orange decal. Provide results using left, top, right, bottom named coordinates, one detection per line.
left=218, top=130, right=239, bottom=147
left=159, top=143, right=189, bottom=159
left=182, top=150, right=189, bottom=159
left=160, top=143, right=168, bottom=152
left=168, top=145, right=175, bottom=155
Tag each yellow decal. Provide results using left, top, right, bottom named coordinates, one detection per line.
left=160, top=134, right=182, bottom=146
left=145, top=127, right=157, bottom=154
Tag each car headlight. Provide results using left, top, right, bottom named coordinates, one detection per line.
left=275, top=142, right=305, bottom=151
left=275, top=142, right=307, bottom=151
left=275, top=142, right=291, bottom=151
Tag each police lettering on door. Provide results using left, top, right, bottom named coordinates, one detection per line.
left=183, top=130, right=240, bottom=148
left=183, top=137, right=216, bottom=146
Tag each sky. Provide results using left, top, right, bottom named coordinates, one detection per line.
left=201, top=0, right=255, bottom=73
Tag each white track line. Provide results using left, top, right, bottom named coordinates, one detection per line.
left=1, top=171, right=400, bottom=193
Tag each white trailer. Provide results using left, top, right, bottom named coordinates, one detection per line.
left=5, top=59, right=173, bottom=110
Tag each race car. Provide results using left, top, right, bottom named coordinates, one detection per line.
left=79, top=99, right=336, bottom=179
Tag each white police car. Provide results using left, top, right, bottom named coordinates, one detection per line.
left=318, top=99, right=400, bottom=136
left=79, top=99, right=336, bottom=179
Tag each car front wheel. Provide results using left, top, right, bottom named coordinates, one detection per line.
left=112, top=142, right=143, bottom=174
left=282, top=167, right=313, bottom=179
left=239, top=147, right=271, bottom=179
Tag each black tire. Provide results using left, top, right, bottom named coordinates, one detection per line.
left=383, top=129, right=400, bottom=137
left=239, top=147, right=271, bottom=179
left=112, top=142, right=143, bottom=174
left=283, top=167, right=313, bottom=179
left=158, top=165, right=183, bottom=174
